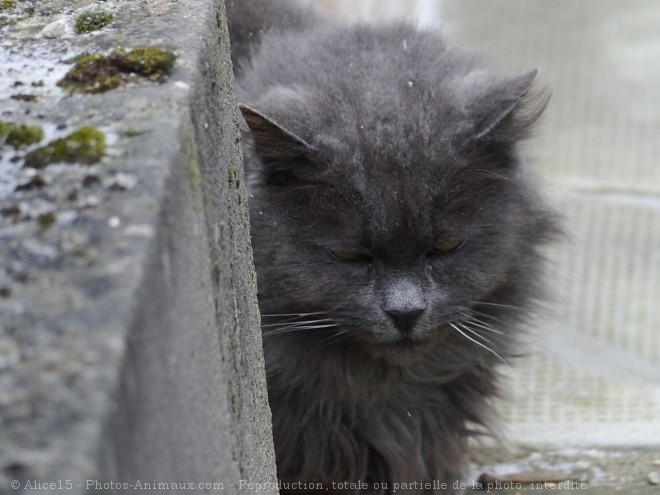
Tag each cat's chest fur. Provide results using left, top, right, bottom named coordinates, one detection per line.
left=265, top=338, right=493, bottom=493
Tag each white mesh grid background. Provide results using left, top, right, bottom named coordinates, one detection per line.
left=502, top=191, right=660, bottom=445
left=310, top=0, right=660, bottom=447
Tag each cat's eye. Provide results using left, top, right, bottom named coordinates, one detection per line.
left=330, top=249, right=372, bottom=262
left=429, top=237, right=464, bottom=255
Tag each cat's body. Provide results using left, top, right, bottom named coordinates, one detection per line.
left=226, top=1, right=558, bottom=493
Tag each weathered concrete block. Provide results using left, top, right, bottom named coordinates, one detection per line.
left=0, top=1, right=276, bottom=493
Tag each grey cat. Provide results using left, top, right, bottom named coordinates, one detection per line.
left=226, top=1, right=559, bottom=493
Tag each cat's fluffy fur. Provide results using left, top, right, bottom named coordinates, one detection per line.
left=226, top=1, right=558, bottom=493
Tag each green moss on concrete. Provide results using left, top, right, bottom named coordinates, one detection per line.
left=188, top=161, right=199, bottom=192
left=227, top=166, right=236, bottom=186
left=108, top=48, right=176, bottom=81
left=58, top=48, right=176, bottom=94
left=57, top=53, right=123, bottom=94
left=186, top=140, right=200, bottom=194
left=37, top=211, right=57, bottom=229
left=0, top=0, right=14, bottom=11
left=123, top=129, right=143, bottom=137
left=0, top=14, right=14, bottom=26
left=0, top=122, right=44, bottom=148
left=213, top=262, right=223, bottom=285
left=74, top=7, right=114, bottom=34
left=1, top=204, right=20, bottom=218
left=24, top=126, right=105, bottom=169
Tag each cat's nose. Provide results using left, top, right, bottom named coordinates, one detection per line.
left=386, top=307, right=425, bottom=334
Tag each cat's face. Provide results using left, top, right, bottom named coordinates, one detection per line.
left=240, top=36, right=556, bottom=359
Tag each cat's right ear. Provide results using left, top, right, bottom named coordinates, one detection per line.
left=470, top=70, right=551, bottom=143
left=239, top=104, right=315, bottom=186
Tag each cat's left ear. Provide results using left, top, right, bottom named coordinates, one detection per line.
left=238, top=104, right=318, bottom=186
left=472, top=69, right=551, bottom=142
left=239, top=104, right=312, bottom=164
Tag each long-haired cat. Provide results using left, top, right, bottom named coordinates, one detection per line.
left=226, top=1, right=558, bottom=493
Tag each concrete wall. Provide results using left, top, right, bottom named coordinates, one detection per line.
left=0, top=1, right=277, bottom=493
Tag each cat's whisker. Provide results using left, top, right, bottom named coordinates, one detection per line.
left=458, top=314, right=506, bottom=336
left=261, top=318, right=336, bottom=328
left=288, top=323, right=340, bottom=330
left=260, top=311, right=329, bottom=318
left=472, top=301, right=525, bottom=311
left=458, top=167, right=521, bottom=186
left=307, top=329, right=352, bottom=355
left=457, top=322, right=495, bottom=347
left=448, top=322, right=509, bottom=368
left=466, top=308, right=508, bottom=325
left=317, top=329, right=350, bottom=347
left=262, top=327, right=339, bottom=336
left=453, top=322, right=532, bottom=392
left=262, top=323, right=340, bottom=337
left=260, top=313, right=331, bottom=325
left=265, top=323, right=339, bottom=331
left=511, top=333, right=572, bottom=366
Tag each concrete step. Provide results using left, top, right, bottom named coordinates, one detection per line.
left=0, top=0, right=277, bottom=492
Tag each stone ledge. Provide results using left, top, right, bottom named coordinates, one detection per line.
left=0, top=1, right=276, bottom=492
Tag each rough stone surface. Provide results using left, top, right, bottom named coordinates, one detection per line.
left=0, top=0, right=277, bottom=493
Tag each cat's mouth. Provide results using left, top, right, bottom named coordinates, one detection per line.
left=375, top=333, right=429, bottom=353
left=363, top=333, right=437, bottom=363
left=366, top=320, right=456, bottom=355
left=393, top=335, right=425, bottom=348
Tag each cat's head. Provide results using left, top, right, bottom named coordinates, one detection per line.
left=239, top=25, right=558, bottom=362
